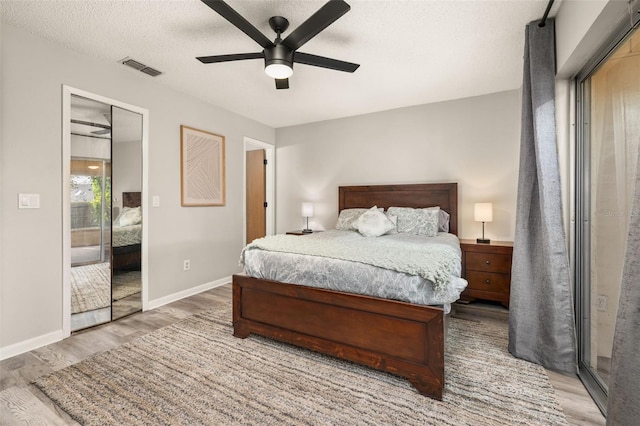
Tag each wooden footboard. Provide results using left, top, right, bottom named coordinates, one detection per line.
left=232, top=274, right=445, bottom=400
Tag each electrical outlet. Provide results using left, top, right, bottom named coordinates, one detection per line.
left=183, top=260, right=191, bottom=271
left=596, top=295, right=608, bottom=312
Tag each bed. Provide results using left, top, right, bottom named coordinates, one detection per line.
left=112, top=191, right=142, bottom=271
left=232, top=183, right=461, bottom=400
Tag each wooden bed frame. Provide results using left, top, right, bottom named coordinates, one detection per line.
left=232, top=183, right=458, bottom=400
left=111, top=191, right=142, bottom=271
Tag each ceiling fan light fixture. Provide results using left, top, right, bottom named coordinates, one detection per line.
left=264, top=63, right=293, bottom=79
left=197, top=0, right=359, bottom=88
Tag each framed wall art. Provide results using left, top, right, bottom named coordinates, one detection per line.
left=180, top=125, right=225, bottom=206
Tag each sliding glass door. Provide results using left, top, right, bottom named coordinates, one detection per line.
left=70, top=159, right=111, bottom=266
left=576, top=25, right=639, bottom=414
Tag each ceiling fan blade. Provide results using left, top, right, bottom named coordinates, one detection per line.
left=294, top=52, right=359, bottom=73
left=275, top=78, right=289, bottom=89
left=197, top=52, right=264, bottom=64
left=201, top=0, right=273, bottom=49
left=92, top=128, right=111, bottom=135
left=70, top=119, right=111, bottom=129
left=282, top=0, right=350, bottom=51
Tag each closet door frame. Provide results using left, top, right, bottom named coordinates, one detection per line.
left=62, top=86, right=149, bottom=337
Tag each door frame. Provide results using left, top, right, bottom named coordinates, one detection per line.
left=243, top=137, right=275, bottom=243
left=62, top=85, right=149, bottom=337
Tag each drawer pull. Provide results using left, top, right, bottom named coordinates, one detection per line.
left=485, top=279, right=491, bottom=284
left=485, top=260, right=491, bottom=265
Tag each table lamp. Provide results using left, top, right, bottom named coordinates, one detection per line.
left=474, top=203, right=493, bottom=244
left=301, top=202, right=314, bottom=233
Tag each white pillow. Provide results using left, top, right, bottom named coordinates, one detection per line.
left=116, top=206, right=142, bottom=226
left=336, top=207, right=383, bottom=231
left=356, top=206, right=395, bottom=237
left=386, top=206, right=440, bottom=237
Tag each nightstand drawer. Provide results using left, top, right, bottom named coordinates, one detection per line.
left=466, top=252, right=511, bottom=274
left=465, top=271, right=510, bottom=293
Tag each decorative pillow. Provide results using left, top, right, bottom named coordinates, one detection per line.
left=386, top=206, right=440, bottom=237
left=439, top=209, right=450, bottom=233
left=384, top=214, right=398, bottom=234
left=114, top=207, right=130, bottom=225
left=356, top=206, right=395, bottom=237
left=116, top=206, right=142, bottom=226
left=336, top=207, right=383, bottom=231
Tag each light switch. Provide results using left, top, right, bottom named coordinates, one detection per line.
left=152, top=195, right=160, bottom=207
left=18, top=193, right=40, bottom=209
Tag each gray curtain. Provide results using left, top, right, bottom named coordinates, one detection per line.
left=508, top=19, right=577, bottom=374
left=606, top=146, right=640, bottom=423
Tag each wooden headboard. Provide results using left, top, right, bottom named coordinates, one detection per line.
left=122, top=192, right=141, bottom=208
left=338, top=183, right=458, bottom=235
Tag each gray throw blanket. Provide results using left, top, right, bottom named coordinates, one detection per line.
left=241, top=230, right=460, bottom=294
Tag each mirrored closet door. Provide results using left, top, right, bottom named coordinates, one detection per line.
left=111, top=106, right=143, bottom=321
left=69, top=95, right=143, bottom=332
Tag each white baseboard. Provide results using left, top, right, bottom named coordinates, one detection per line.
left=1, top=277, right=231, bottom=361
left=0, top=329, right=65, bottom=361
left=147, top=276, right=231, bottom=310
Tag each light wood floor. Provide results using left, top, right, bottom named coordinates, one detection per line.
left=0, top=284, right=605, bottom=425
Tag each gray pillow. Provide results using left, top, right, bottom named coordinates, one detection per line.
left=439, top=209, right=450, bottom=233
left=386, top=206, right=440, bottom=237
left=384, top=214, right=398, bottom=234
left=336, top=207, right=383, bottom=231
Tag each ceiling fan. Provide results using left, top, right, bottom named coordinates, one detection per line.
left=196, top=0, right=360, bottom=89
left=70, top=114, right=111, bottom=137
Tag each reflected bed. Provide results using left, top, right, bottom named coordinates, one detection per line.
left=112, top=191, right=141, bottom=271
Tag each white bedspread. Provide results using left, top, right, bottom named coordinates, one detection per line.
left=241, top=230, right=468, bottom=308
left=112, top=224, right=142, bottom=247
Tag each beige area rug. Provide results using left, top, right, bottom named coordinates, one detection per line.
left=112, top=270, right=141, bottom=301
left=72, top=265, right=141, bottom=313
left=70, top=263, right=110, bottom=314
left=34, top=305, right=567, bottom=425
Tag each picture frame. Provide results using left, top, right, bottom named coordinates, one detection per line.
left=180, top=125, right=225, bottom=206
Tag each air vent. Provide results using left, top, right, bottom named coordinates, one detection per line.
left=140, top=67, right=162, bottom=77
left=119, top=57, right=162, bottom=77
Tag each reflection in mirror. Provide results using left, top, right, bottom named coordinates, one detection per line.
left=70, top=95, right=112, bottom=331
left=69, top=97, right=143, bottom=331
left=111, top=106, right=143, bottom=320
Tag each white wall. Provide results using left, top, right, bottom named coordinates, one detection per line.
left=275, top=90, right=521, bottom=241
left=111, top=106, right=143, bottom=211
left=556, top=0, right=633, bottom=78
left=112, top=140, right=142, bottom=211
left=0, top=24, right=275, bottom=355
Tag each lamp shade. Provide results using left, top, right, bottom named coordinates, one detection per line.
left=301, top=202, right=314, bottom=218
left=474, top=203, right=493, bottom=222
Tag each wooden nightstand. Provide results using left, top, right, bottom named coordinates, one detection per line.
left=459, top=240, right=513, bottom=308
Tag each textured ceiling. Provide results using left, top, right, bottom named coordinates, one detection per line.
left=1, top=0, right=560, bottom=128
